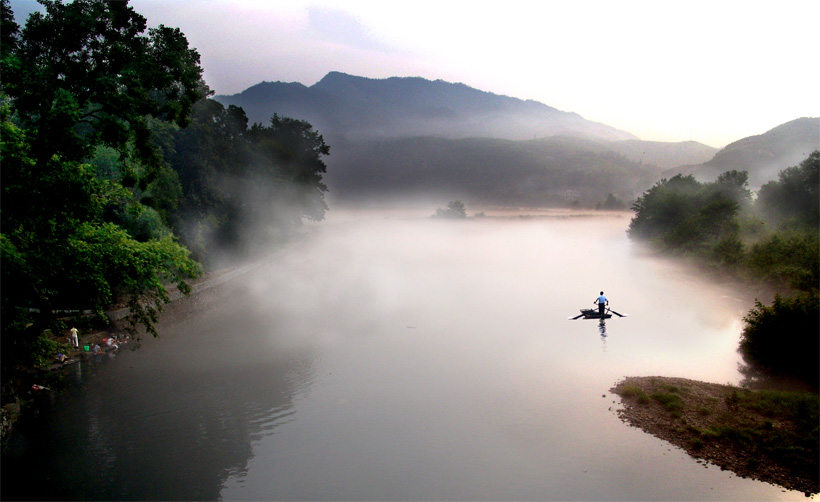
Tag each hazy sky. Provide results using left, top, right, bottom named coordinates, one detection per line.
left=10, top=0, right=820, bottom=148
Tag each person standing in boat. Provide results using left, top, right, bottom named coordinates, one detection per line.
left=594, top=291, right=608, bottom=316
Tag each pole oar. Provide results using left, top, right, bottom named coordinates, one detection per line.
left=607, top=308, right=627, bottom=318
left=568, top=313, right=585, bottom=320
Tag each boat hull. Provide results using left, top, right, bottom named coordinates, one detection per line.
left=580, top=309, right=611, bottom=319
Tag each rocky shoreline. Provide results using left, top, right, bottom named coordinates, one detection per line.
left=611, top=376, right=819, bottom=496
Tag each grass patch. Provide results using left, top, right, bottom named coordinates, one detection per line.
left=662, top=384, right=682, bottom=394
left=651, top=392, right=684, bottom=412
left=619, top=384, right=650, bottom=404
left=613, top=377, right=819, bottom=494
left=711, top=390, right=817, bottom=473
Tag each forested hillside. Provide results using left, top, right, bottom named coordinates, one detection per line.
left=667, top=117, right=820, bottom=188
left=608, top=139, right=718, bottom=169
left=326, top=135, right=662, bottom=207
left=0, top=0, right=329, bottom=366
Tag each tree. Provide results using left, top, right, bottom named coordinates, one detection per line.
left=757, top=151, right=819, bottom=228
left=628, top=173, right=742, bottom=253
left=433, top=200, right=467, bottom=219
left=1, top=0, right=204, bottom=343
left=714, top=170, right=752, bottom=205
left=3, top=0, right=205, bottom=178
left=162, top=105, right=330, bottom=263
left=597, top=193, right=626, bottom=210
left=247, top=114, right=330, bottom=223
left=0, top=0, right=18, bottom=57
left=746, top=232, right=820, bottom=292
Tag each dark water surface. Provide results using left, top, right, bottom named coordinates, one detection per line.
left=2, top=210, right=810, bottom=500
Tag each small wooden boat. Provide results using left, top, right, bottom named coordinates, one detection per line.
left=579, top=308, right=611, bottom=319
left=568, top=308, right=627, bottom=320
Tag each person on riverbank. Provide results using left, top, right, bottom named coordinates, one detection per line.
left=594, top=292, right=608, bottom=316
left=69, top=327, right=79, bottom=348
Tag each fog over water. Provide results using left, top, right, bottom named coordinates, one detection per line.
left=2, top=208, right=809, bottom=501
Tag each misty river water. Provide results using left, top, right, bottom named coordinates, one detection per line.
left=2, top=209, right=811, bottom=501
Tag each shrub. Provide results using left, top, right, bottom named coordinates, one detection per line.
left=746, top=232, right=819, bottom=291
left=739, top=291, right=819, bottom=386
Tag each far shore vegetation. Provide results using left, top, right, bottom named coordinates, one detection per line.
left=628, top=151, right=819, bottom=392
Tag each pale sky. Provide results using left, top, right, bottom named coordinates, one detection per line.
left=10, top=0, right=820, bottom=148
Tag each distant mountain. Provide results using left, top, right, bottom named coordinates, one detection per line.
left=217, top=72, right=794, bottom=207
left=666, top=117, right=820, bottom=188
left=215, top=71, right=637, bottom=143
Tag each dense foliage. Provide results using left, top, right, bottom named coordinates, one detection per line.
left=628, top=152, right=820, bottom=388
left=627, top=170, right=750, bottom=256
left=0, top=0, right=330, bottom=362
left=740, top=292, right=819, bottom=385
left=756, top=151, right=820, bottom=229
left=158, top=105, right=329, bottom=264
left=1, top=0, right=206, bottom=350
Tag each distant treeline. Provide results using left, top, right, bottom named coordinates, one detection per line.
left=628, top=152, right=819, bottom=388
left=327, top=135, right=661, bottom=208
left=0, top=0, right=329, bottom=363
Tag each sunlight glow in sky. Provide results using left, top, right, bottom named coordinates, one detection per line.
left=11, top=0, right=820, bottom=148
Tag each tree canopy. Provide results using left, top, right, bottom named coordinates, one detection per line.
left=757, top=150, right=819, bottom=229
left=162, top=104, right=330, bottom=263
left=433, top=200, right=467, bottom=219
left=627, top=173, right=744, bottom=253
left=1, top=0, right=207, bottom=344
left=1, top=0, right=332, bottom=354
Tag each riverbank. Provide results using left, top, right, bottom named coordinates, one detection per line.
left=1, top=240, right=303, bottom=448
left=611, top=376, right=818, bottom=496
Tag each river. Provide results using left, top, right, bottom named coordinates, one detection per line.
left=2, top=209, right=810, bottom=500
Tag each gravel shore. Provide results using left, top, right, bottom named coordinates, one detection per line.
left=611, top=376, right=818, bottom=496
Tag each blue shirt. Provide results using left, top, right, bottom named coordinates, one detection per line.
left=597, top=295, right=608, bottom=304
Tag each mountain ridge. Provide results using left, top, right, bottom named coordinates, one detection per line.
left=215, top=71, right=636, bottom=143
left=665, top=117, right=819, bottom=188
left=214, top=73, right=813, bottom=206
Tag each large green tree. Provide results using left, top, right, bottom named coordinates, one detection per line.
left=247, top=114, right=330, bottom=223
left=2, top=0, right=204, bottom=174
left=627, top=173, right=743, bottom=252
left=1, top=0, right=205, bottom=345
left=162, top=106, right=331, bottom=264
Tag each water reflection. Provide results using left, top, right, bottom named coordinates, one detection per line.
left=2, top=212, right=810, bottom=501
left=1, top=281, right=319, bottom=501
